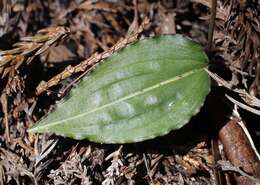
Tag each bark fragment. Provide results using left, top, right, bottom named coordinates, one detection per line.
left=219, top=120, right=260, bottom=185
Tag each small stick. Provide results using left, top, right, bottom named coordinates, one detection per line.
left=226, top=95, right=260, bottom=116
left=0, top=93, right=10, bottom=142
left=208, top=0, right=217, bottom=50
left=211, top=137, right=226, bottom=185
left=36, top=18, right=150, bottom=95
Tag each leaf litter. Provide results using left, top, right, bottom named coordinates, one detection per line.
left=0, top=0, right=259, bottom=184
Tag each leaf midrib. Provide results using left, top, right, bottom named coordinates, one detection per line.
left=29, top=68, right=204, bottom=131
left=85, top=58, right=205, bottom=91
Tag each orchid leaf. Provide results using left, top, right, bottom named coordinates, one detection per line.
left=29, top=35, right=210, bottom=144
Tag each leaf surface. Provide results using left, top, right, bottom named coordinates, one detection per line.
left=29, top=35, right=210, bottom=143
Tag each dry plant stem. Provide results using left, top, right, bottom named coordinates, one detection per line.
left=205, top=69, right=260, bottom=109
left=0, top=94, right=10, bottom=142
left=219, top=120, right=260, bottom=185
left=217, top=160, right=260, bottom=184
left=226, top=95, right=260, bottom=116
left=235, top=116, right=260, bottom=161
left=36, top=18, right=150, bottom=95
left=0, top=27, right=70, bottom=75
left=211, top=137, right=226, bottom=185
left=0, top=27, right=70, bottom=142
left=208, top=0, right=217, bottom=50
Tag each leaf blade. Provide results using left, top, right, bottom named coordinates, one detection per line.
left=29, top=35, right=210, bottom=143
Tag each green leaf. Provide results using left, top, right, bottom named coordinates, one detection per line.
left=29, top=35, right=210, bottom=144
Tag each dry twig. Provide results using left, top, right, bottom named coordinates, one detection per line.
left=206, top=69, right=260, bottom=110
left=0, top=26, right=70, bottom=143
left=0, top=26, right=70, bottom=78
left=217, top=160, right=260, bottom=184
left=36, top=18, right=150, bottom=95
